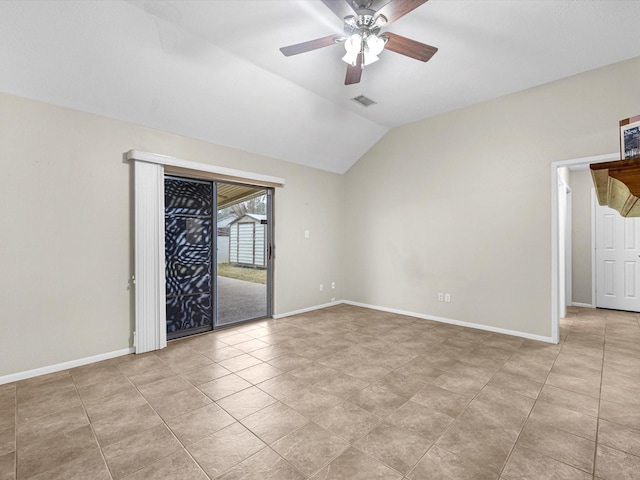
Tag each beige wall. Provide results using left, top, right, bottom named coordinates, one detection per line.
left=570, top=169, right=594, bottom=306
left=0, top=93, right=344, bottom=377
left=3, top=57, right=639, bottom=377
left=344, top=57, right=640, bottom=338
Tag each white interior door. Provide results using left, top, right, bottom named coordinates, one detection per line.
left=595, top=202, right=640, bottom=312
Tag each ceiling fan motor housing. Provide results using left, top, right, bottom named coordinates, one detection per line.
left=344, top=9, right=386, bottom=36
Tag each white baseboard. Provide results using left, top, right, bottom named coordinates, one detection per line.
left=273, top=300, right=342, bottom=319
left=342, top=300, right=555, bottom=344
left=571, top=302, right=595, bottom=308
left=0, top=347, right=134, bottom=386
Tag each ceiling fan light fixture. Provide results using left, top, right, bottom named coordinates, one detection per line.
left=345, top=33, right=362, bottom=53
left=344, top=15, right=357, bottom=28
left=371, top=14, right=387, bottom=29
left=365, top=34, right=385, bottom=56
left=342, top=51, right=359, bottom=66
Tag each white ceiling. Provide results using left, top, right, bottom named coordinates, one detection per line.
left=1, top=0, right=639, bottom=173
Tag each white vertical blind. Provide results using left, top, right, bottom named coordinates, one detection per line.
left=133, top=160, right=167, bottom=353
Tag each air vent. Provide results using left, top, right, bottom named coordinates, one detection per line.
left=351, top=95, right=377, bottom=107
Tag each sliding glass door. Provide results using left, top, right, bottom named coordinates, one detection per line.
left=164, top=176, right=272, bottom=340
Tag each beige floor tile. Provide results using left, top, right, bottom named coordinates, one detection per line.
left=16, top=382, right=83, bottom=423
left=395, top=357, right=446, bottom=381
left=75, top=374, right=132, bottom=403
left=595, top=444, right=640, bottom=480
left=137, top=374, right=193, bottom=401
left=122, top=449, right=208, bottom=480
left=218, top=354, right=263, bottom=372
left=233, top=339, right=271, bottom=353
left=166, top=403, right=235, bottom=445
left=92, top=402, right=162, bottom=447
left=240, top=401, right=309, bottom=444
left=386, top=400, right=453, bottom=442
left=102, top=424, right=182, bottom=479
left=502, top=445, right=591, bottom=480
left=354, top=421, right=432, bottom=474
left=430, top=371, right=488, bottom=397
left=407, top=445, right=497, bottom=480
left=529, top=400, right=597, bottom=440
left=314, top=401, right=380, bottom=443
left=411, top=384, right=472, bottom=418
left=537, top=384, right=599, bottom=417
left=517, top=419, right=595, bottom=473
left=147, top=385, right=213, bottom=420
left=545, top=370, right=601, bottom=398
left=83, top=387, right=147, bottom=421
left=127, top=366, right=176, bottom=388
left=372, top=371, right=426, bottom=399
left=202, top=345, right=245, bottom=363
left=598, top=419, right=640, bottom=457
left=27, top=450, right=110, bottom=480
left=17, top=405, right=88, bottom=446
left=599, top=399, right=640, bottom=430
left=436, top=420, right=515, bottom=473
left=283, top=387, right=343, bottom=419
left=312, top=372, right=369, bottom=399
left=217, top=386, right=277, bottom=420
left=256, top=372, right=314, bottom=400
left=487, top=371, right=543, bottom=399
left=181, top=363, right=231, bottom=385
left=217, top=447, right=305, bottom=480
left=289, top=363, right=340, bottom=383
left=0, top=451, right=14, bottom=480
left=0, top=429, right=13, bottom=457
left=349, top=384, right=407, bottom=419
left=312, top=446, right=402, bottom=480
left=235, top=363, right=284, bottom=384
left=266, top=354, right=312, bottom=372
left=187, top=422, right=265, bottom=478
left=475, top=385, right=535, bottom=416
left=8, top=305, right=640, bottom=480
left=500, top=359, right=551, bottom=383
left=17, top=424, right=100, bottom=479
left=455, top=400, right=527, bottom=442
left=198, top=373, right=252, bottom=401
left=272, top=422, right=349, bottom=477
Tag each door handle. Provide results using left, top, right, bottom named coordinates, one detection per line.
left=268, top=243, right=273, bottom=260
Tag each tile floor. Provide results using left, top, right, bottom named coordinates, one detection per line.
left=1, top=304, right=639, bottom=479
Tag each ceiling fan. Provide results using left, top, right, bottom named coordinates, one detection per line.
left=280, top=0, right=437, bottom=85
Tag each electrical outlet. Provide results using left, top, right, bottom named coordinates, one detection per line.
left=305, top=230, right=309, bottom=239
left=331, top=282, right=335, bottom=289
left=331, top=297, right=336, bottom=302
left=320, top=284, right=324, bottom=292
left=438, top=293, right=444, bottom=301
left=445, top=293, right=451, bottom=303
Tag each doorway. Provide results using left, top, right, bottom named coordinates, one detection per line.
left=164, top=176, right=273, bottom=340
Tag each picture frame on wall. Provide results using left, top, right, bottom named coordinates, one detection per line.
left=620, top=114, right=640, bottom=159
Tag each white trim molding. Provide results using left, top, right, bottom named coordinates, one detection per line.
left=272, top=300, right=342, bottom=319
left=127, top=150, right=285, bottom=187
left=0, top=348, right=134, bottom=386
left=342, top=301, right=554, bottom=343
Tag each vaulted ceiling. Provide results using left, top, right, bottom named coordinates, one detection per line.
left=1, top=1, right=639, bottom=173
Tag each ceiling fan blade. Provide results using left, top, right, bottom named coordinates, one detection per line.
left=345, top=53, right=363, bottom=85
left=280, top=35, right=341, bottom=56
left=384, top=32, right=437, bottom=62
left=377, top=0, right=429, bottom=24
left=321, top=0, right=356, bottom=21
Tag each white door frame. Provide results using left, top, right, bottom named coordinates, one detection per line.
left=551, top=152, right=617, bottom=343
